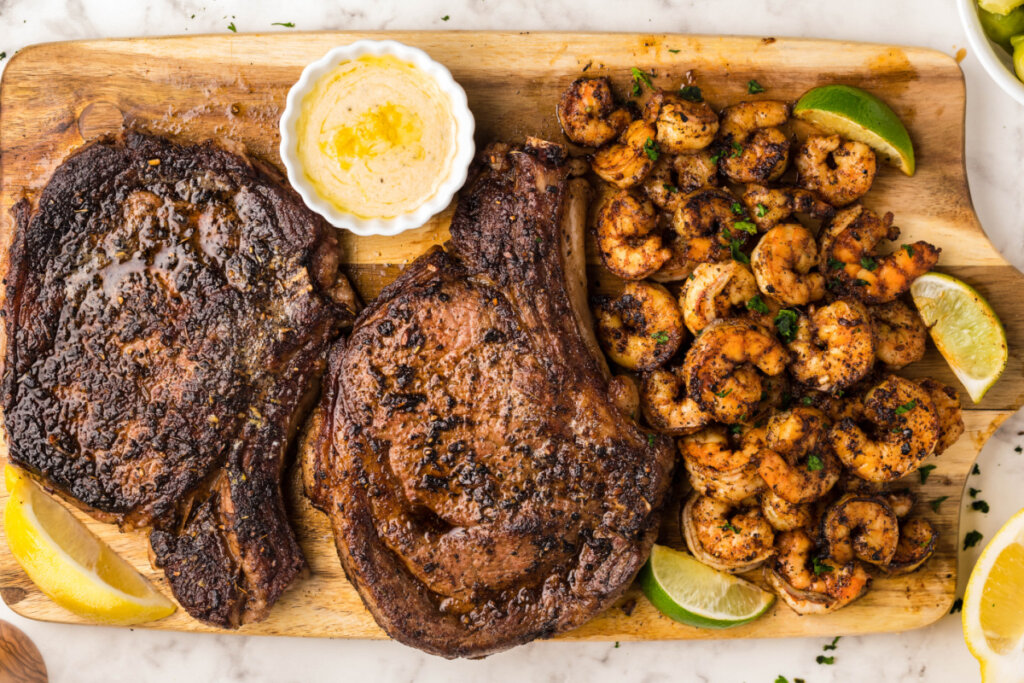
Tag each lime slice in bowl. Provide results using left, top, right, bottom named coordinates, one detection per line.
left=793, top=84, right=916, bottom=175
left=638, top=544, right=775, bottom=628
left=910, top=272, right=1008, bottom=403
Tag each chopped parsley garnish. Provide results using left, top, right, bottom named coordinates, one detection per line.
left=1016, top=445, right=1022, bottom=453
left=729, top=240, right=750, bottom=265
left=441, top=14, right=450, bottom=20
left=0, top=52, right=6, bottom=61
left=663, top=183, right=679, bottom=193
left=853, top=278, right=869, bottom=287
left=272, top=21, right=295, bottom=27
left=731, top=201, right=744, bottom=215
left=678, top=85, right=703, bottom=102
left=918, top=464, right=936, bottom=483
left=719, top=521, right=741, bottom=533
left=227, top=22, right=237, bottom=32
left=730, top=141, right=743, bottom=157
left=734, top=220, right=757, bottom=234
left=774, top=309, right=799, bottom=342
left=972, top=500, right=990, bottom=513
left=823, top=636, right=841, bottom=651
left=930, top=496, right=948, bottom=513
left=860, top=255, right=878, bottom=271
left=969, top=487, right=981, bottom=498
left=801, top=396, right=814, bottom=405
left=973, top=464, right=981, bottom=475
left=643, top=137, right=659, bottom=161
left=950, top=598, right=963, bottom=614
left=668, top=48, right=681, bottom=54
left=647, top=433, right=656, bottom=447
left=828, top=256, right=844, bottom=271
left=747, top=79, right=766, bottom=94
left=902, top=244, right=915, bottom=257
left=755, top=203, right=768, bottom=217
left=895, top=399, right=917, bottom=415
left=775, top=677, right=789, bottom=683
left=746, top=295, right=770, bottom=314
left=651, top=330, right=670, bottom=344
left=710, top=150, right=724, bottom=164
left=715, top=388, right=733, bottom=398
left=730, top=423, right=744, bottom=435
left=631, top=67, right=654, bottom=95
left=964, top=530, right=983, bottom=550
left=816, top=655, right=835, bottom=666
left=812, top=557, right=834, bottom=575
left=807, top=453, right=824, bottom=471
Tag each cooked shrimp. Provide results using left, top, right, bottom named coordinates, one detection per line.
left=881, top=489, right=916, bottom=519
left=788, top=299, right=876, bottom=392
left=829, top=375, right=941, bottom=482
left=761, top=489, right=814, bottom=531
left=644, top=91, right=719, bottom=153
left=608, top=374, right=640, bottom=420
left=683, top=493, right=775, bottom=573
left=591, top=119, right=658, bottom=188
left=741, top=183, right=835, bottom=232
left=595, top=190, right=671, bottom=279
left=821, top=494, right=899, bottom=566
left=683, top=318, right=789, bottom=423
left=642, top=151, right=718, bottom=211
left=751, top=223, right=826, bottom=306
left=680, top=261, right=760, bottom=335
left=758, top=407, right=841, bottom=504
left=556, top=77, right=632, bottom=148
left=640, top=366, right=712, bottom=434
left=717, top=100, right=791, bottom=184
left=795, top=135, right=877, bottom=206
left=680, top=426, right=765, bottom=503
left=870, top=300, right=927, bottom=369
left=593, top=281, right=685, bottom=371
left=883, top=517, right=938, bottom=575
left=820, top=205, right=940, bottom=304
left=672, top=187, right=752, bottom=262
left=766, top=529, right=871, bottom=614
left=918, top=378, right=965, bottom=454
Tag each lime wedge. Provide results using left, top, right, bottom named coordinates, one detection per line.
left=638, top=544, right=775, bottom=628
left=910, top=272, right=1008, bottom=403
left=793, top=84, right=915, bottom=176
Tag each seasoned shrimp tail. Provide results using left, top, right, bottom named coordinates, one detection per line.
left=680, top=261, right=760, bottom=335
left=682, top=493, right=775, bottom=573
left=765, top=529, right=871, bottom=615
left=717, top=100, right=791, bottom=184
left=640, top=366, right=712, bottom=434
left=751, top=223, right=826, bottom=306
left=644, top=91, right=720, bottom=153
left=795, top=134, right=877, bottom=207
left=557, top=77, right=632, bottom=147
left=593, top=281, right=686, bottom=371
left=592, top=119, right=658, bottom=188
left=787, top=299, right=876, bottom=391
left=680, top=427, right=765, bottom=502
left=870, top=300, right=927, bottom=370
left=595, top=189, right=671, bottom=279
left=741, top=183, right=834, bottom=232
left=821, top=494, right=899, bottom=566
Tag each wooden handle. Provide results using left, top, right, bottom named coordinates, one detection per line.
left=0, top=620, right=47, bottom=683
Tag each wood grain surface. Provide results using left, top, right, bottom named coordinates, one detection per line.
left=0, top=32, right=1020, bottom=642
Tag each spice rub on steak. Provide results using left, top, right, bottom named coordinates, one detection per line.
left=2, top=132, right=357, bottom=627
left=303, top=139, right=675, bottom=658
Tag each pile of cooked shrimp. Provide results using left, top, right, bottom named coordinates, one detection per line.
left=556, top=75, right=966, bottom=615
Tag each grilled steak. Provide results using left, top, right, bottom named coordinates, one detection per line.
left=303, top=139, right=675, bottom=657
left=2, top=132, right=357, bottom=627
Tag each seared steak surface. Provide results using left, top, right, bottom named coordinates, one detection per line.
left=3, top=132, right=356, bottom=626
left=304, top=140, right=675, bottom=657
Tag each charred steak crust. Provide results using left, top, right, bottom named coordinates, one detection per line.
left=3, top=132, right=356, bottom=627
left=304, top=141, right=675, bottom=657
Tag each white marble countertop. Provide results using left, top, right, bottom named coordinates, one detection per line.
left=0, top=1, right=1021, bottom=681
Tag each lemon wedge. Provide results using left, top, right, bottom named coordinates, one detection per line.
left=910, top=272, right=1008, bottom=403
left=3, top=465, right=176, bottom=625
left=963, top=507, right=1024, bottom=682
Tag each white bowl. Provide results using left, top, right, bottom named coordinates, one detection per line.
left=957, top=0, right=1024, bottom=106
left=279, top=40, right=475, bottom=236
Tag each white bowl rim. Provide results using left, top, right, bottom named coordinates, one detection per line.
left=956, top=0, right=1024, bottom=106
left=279, top=39, right=476, bottom=236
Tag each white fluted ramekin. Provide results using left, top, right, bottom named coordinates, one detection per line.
left=279, top=40, right=475, bottom=236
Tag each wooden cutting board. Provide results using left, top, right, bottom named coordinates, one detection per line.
left=0, top=32, right=1021, bottom=642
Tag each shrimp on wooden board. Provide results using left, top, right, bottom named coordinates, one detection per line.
left=751, top=223, right=826, bottom=306
left=761, top=488, right=814, bottom=532
left=870, top=300, right=927, bottom=370
left=787, top=299, right=876, bottom=392
left=679, top=261, right=760, bottom=335
left=591, top=119, right=658, bottom=188
left=795, top=134, right=877, bottom=207
left=757, top=407, right=842, bottom=504
left=644, top=91, right=719, bottom=153
left=556, top=77, right=632, bottom=148
left=828, top=375, right=941, bottom=482
left=682, top=493, right=775, bottom=573
left=819, top=205, right=940, bottom=304
left=640, top=366, right=712, bottom=434
left=642, top=151, right=718, bottom=212
left=765, top=529, right=871, bottom=615
left=679, top=426, right=765, bottom=503
left=917, top=378, right=965, bottom=455
left=593, top=281, right=685, bottom=371
left=820, top=494, right=900, bottom=567
left=594, top=189, right=671, bottom=280
left=716, top=100, right=792, bottom=184
left=683, top=318, right=789, bottom=423
left=741, top=183, right=834, bottom=232
left=882, top=517, right=938, bottom=575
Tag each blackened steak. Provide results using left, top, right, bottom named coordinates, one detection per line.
left=303, top=139, right=675, bottom=657
left=2, top=132, right=357, bottom=627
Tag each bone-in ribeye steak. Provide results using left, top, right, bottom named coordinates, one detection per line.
left=303, top=139, right=676, bottom=657
left=2, top=132, right=357, bottom=627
